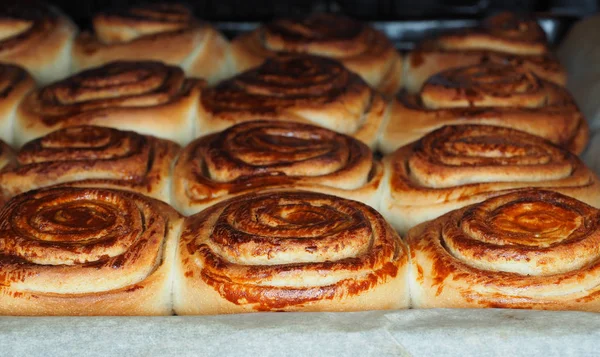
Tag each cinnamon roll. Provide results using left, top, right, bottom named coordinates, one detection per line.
left=14, top=60, right=204, bottom=147
left=0, top=139, right=14, bottom=169
left=405, top=12, right=566, bottom=93
left=72, top=3, right=231, bottom=84
left=0, top=187, right=183, bottom=315
left=230, top=13, right=402, bottom=96
left=381, top=125, right=600, bottom=234
left=0, top=139, right=14, bottom=208
left=0, top=140, right=16, bottom=203
left=0, top=126, right=179, bottom=204
left=173, top=120, right=382, bottom=215
left=380, top=63, right=588, bottom=155
left=174, top=190, right=408, bottom=314
left=0, top=63, right=35, bottom=145
left=408, top=189, right=600, bottom=311
left=0, top=1, right=77, bottom=85
left=198, top=54, right=388, bottom=148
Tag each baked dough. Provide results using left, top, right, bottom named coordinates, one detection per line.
left=174, top=190, right=409, bottom=314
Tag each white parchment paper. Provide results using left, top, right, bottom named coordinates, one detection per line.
left=1, top=309, right=598, bottom=356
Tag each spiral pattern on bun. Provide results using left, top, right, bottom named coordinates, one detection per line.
left=0, top=1, right=76, bottom=85
left=405, top=12, right=565, bottom=93
left=380, top=63, right=588, bottom=155
left=72, top=3, right=231, bottom=84
left=230, top=13, right=402, bottom=96
left=408, top=189, right=600, bottom=311
left=0, top=125, right=179, bottom=203
left=0, top=187, right=183, bottom=315
left=174, top=190, right=408, bottom=314
left=199, top=54, right=388, bottom=148
left=14, top=60, right=204, bottom=147
left=381, top=125, right=600, bottom=234
left=173, top=120, right=382, bottom=215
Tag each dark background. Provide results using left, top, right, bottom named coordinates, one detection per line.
left=52, top=0, right=598, bottom=26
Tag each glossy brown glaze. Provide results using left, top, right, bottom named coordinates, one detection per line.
left=0, top=64, right=29, bottom=99
left=0, top=1, right=76, bottom=85
left=173, top=120, right=383, bottom=215
left=202, top=54, right=363, bottom=115
left=178, top=190, right=407, bottom=312
left=0, top=125, right=179, bottom=202
left=480, top=12, right=546, bottom=45
left=31, top=61, right=194, bottom=125
left=230, top=13, right=402, bottom=96
left=15, top=60, right=203, bottom=146
left=0, top=187, right=177, bottom=295
left=92, top=3, right=196, bottom=44
left=0, top=1, right=61, bottom=56
left=405, top=12, right=565, bottom=93
left=384, top=63, right=588, bottom=155
left=263, top=14, right=370, bottom=57
left=434, top=12, right=547, bottom=54
left=381, top=125, right=600, bottom=235
left=421, top=65, right=545, bottom=108
left=408, top=190, right=600, bottom=311
left=72, top=3, right=231, bottom=84
left=198, top=54, right=387, bottom=148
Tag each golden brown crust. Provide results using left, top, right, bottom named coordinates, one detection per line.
left=174, top=190, right=409, bottom=314
left=0, top=140, right=14, bottom=170
left=381, top=125, right=600, bottom=234
left=173, top=120, right=383, bottom=215
left=0, top=63, right=36, bottom=145
left=407, top=189, right=600, bottom=311
left=0, top=125, right=179, bottom=204
left=230, top=13, right=402, bottom=96
left=0, top=139, right=16, bottom=206
left=0, top=1, right=77, bottom=85
left=14, top=60, right=204, bottom=147
left=405, top=12, right=566, bottom=93
left=381, top=63, right=588, bottom=155
left=198, top=54, right=388, bottom=148
left=72, top=3, right=232, bottom=84
left=0, top=186, right=183, bottom=315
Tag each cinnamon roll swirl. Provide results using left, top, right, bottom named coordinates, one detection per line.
left=0, top=1, right=77, bottom=85
left=381, top=125, right=600, bottom=234
left=0, top=187, right=183, bottom=315
left=173, top=120, right=382, bottom=215
left=174, top=190, right=408, bottom=314
left=380, top=63, right=588, bottom=155
left=72, top=3, right=231, bottom=84
left=230, top=13, right=402, bottom=96
left=0, top=63, right=35, bottom=145
left=14, top=60, right=204, bottom=147
left=198, top=54, right=388, bottom=148
left=0, top=126, right=179, bottom=204
left=408, top=189, right=600, bottom=311
left=405, top=12, right=566, bottom=93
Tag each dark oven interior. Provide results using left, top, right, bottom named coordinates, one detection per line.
left=47, top=0, right=599, bottom=49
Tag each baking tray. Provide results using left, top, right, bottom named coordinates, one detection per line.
left=1, top=7, right=598, bottom=357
